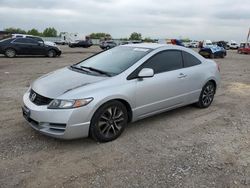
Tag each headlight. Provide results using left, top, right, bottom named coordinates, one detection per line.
left=48, top=98, right=93, bottom=109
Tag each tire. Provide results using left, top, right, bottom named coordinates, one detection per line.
left=221, top=53, right=225, bottom=58
left=196, top=81, right=216, bottom=108
left=90, top=100, right=128, bottom=142
left=4, top=48, right=16, bottom=58
left=47, top=50, right=56, bottom=57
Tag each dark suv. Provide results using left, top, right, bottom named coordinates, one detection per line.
left=0, top=38, right=61, bottom=58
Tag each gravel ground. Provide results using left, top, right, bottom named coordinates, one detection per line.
left=0, top=46, right=250, bottom=188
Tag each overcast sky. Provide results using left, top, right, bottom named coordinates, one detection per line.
left=0, top=0, right=249, bottom=41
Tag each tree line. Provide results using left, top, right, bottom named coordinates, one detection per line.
left=3, top=27, right=156, bottom=41
left=4, top=27, right=58, bottom=37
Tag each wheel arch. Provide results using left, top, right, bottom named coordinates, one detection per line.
left=92, top=98, right=133, bottom=123
left=204, top=79, right=217, bottom=93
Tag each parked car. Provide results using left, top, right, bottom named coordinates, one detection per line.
left=199, top=45, right=227, bottom=58
left=12, top=34, right=57, bottom=47
left=214, top=41, right=228, bottom=50
left=0, top=38, right=61, bottom=57
left=238, top=43, right=250, bottom=54
left=202, top=40, right=213, bottom=48
left=227, top=40, right=239, bottom=49
left=187, top=41, right=198, bottom=48
left=99, top=40, right=117, bottom=50
left=22, top=43, right=220, bottom=142
left=55, top=39, right=68, bottom=45
left=68, top=39, right=93, bottom=48
left=170, top=39, right=185, bottom=46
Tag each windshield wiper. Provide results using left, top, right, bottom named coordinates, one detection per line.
left=70, top=65, right=91, bottom=73
left=80, top=66, right=111, bottom=77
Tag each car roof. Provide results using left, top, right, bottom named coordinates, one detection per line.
left=122, top=43, right=184, bottom=50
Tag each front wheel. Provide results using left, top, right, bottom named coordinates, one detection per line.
left=90, top=101, right=128, bottom=142
left=47, top=50, right=56, bottom=57
left=196, top=81, right=216, bottom=108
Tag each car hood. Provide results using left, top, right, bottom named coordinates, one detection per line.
left=31, top=67, right=107, bottom=98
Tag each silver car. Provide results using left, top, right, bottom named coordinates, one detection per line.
left=22, top=43, right=220, bottom=142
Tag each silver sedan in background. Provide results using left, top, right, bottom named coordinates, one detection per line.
left=22, top=43, right=220, bottom=142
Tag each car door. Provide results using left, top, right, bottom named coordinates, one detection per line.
left=25, top=38, right=46, bottom=55
left=180, top=51, right=204, bottom=103
left=11, top=38, right=31, bottom=55
left=132, top=50, right=186, bottom=118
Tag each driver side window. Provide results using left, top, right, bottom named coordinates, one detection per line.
left=142, top=50, right=183, bottom=74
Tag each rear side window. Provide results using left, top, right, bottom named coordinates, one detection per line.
left=143, top=50, right=183, bottom=74
left=13, top=38, right=38, bottom=44
left=182, top=51, right=201, bottom=67
left=27, top=36, right=43, bottom=42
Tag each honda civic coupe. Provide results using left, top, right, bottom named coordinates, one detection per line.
left=0, top=38, right=61, bottom=57
left=22, top=43, right=220, bottom=142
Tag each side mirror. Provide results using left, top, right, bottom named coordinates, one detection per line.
left=138, top=68, right=154, bottom=78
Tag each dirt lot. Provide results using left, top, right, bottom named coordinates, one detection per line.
left=0, top=46, right=250, bottom=188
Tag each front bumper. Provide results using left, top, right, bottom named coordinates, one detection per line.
left=22, top=92, right=91, bottom=139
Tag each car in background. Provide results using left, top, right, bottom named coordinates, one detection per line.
left=12, top=34, right=57, bottom=47
left=199, top=45, right=226, bottom=59
left=202, top=40, right=213, bottom=48
left=238, top=43, right=250, bottom=54
left=170, top=39, right=184, bottom=46
left=227, top=40, right=239, bottom=49
left=68, top=39, right=93, bottom=48
left=55, top=39, right=68, bottom=45
left=191, top=42, right=199, bottom=48
left=187, top=41, right=198, bottom=48
left=99, top=40, right=117, bottom=50
left=0, top=37, right=61, bottom=57
left=214, top=41, right=228, bottom=50
left=22, top=43, right=220, bottom=142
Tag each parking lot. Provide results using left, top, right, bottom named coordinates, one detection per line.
left=0, top=46, right=250, bottom=187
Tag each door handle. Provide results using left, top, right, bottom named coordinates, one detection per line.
left=178, top=73, right=187, bottom=78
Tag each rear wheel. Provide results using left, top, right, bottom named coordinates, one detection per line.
left=47, top=50, right=56, bottom=57
left=5, top=48, right=16, bottom=58
left=90, top=101, right=128, bottom=142
left=196, top=81, right=216, bottom=108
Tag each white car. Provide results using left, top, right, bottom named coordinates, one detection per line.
left=22, top=43, right=220, bottom=142
left=227, top=40, right=239, bottom=49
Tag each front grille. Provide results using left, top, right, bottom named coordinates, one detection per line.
left=29, top=89, right=53, bottom=106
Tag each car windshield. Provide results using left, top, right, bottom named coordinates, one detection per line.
left=76, top=46, right=151, bottom=75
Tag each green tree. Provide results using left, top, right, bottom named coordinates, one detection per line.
left=90, top=33, right=112, bottom=39
left=27, top=28, right=41, bottom=36
left=143, top=37, right=154, bottom=43
left=129, top=32, right=142, bottom=40
left=42, top=27, right=57, bottom=37
left=4, top=27, right=26, bottom=34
